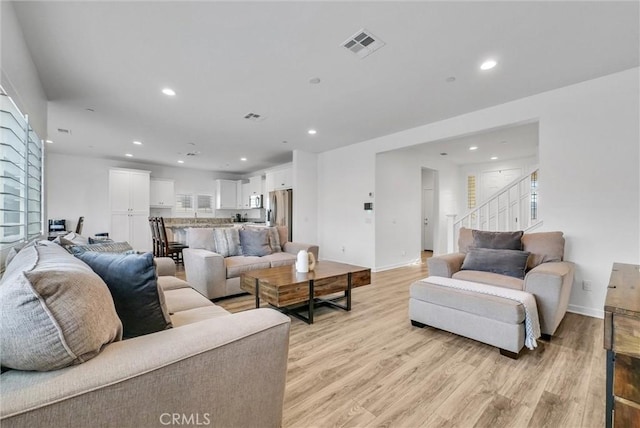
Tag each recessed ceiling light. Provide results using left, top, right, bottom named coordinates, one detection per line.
left=309, top=77, right=321, bottom=84
left=133, top=140, right=142, bottom=145
left=240, top=157, right=247, bottom=161
left=177, top=160, right=184, bottom=164
left=469, top=146, right=478, bottom=151
left=490, top=156, right=498, bottom=160
left=308, top=129, right=317, bottom=135
left=162, top=88, right=176, bottom=96
left=45, top=140, right=53, bottom=144
left=480, top=59, right=497, bottom=71
left=282, top=140, right=288, bottom=144
left=125, top=153, right=133, bottom=157
left=440, top=152, right=448, bottom=156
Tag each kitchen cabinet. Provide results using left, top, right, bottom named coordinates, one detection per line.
left=266, top=168, right=292, bottom=192
left=109, top=168, right=151, bottom=251
left=249, top=175, right=263, bottom=195
left=216, top=179, right=237, bottom=209
left=241, top=182, right=251, bottom=208
left=150, top=179, right=175, bottom=207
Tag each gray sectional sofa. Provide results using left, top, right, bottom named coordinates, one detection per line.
left=0, top=240, right=290, bottom=428
left=183, top=225, right=319, bottom=300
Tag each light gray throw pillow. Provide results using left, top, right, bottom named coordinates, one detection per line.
left=186, top=227, right=216, bottom=252
left=213, top=228, right=242, bottom=257
left=239, top=229, right=273, bottom=257
left=0, top=241, right=122, bottom=371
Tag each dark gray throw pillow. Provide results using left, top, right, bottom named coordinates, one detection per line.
left=239, top=229, right=272, bottom=257
left=76, top=251, right=172, bottom=338
left=472, top=230, right=524, bottom=250
left=461, top=248, right=530, bottom=279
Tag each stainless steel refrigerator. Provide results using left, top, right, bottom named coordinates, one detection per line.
left=268, top=189, right=292, bottom=242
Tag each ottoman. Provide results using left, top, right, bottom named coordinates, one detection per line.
left=409, top=277, right=526, bottom=358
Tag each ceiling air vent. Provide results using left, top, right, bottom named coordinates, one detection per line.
left=244, top=112, right=266, bottom=122
left=186, top=151, right=201, bottom=157
left=57, top=128, right=71, bottom=134
left=341, top=29, right=385, bottom=59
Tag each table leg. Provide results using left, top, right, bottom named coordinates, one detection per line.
left=308, top=279, right=314, bottom=324
left=347, top=272, right=352, bottom=311
left=254, top=278, right=260, bottom=309
left=605, top=349, right=614, bottom=428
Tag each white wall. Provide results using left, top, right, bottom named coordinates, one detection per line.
left=0, top=1, right=47, bottom=137
left=375, top=149, right=458, bottom=270
left=292, top=150, right=318, bottom=245
left=46, top=153, right=243, bottom=237
left=317, top=67, right=639, bottom=317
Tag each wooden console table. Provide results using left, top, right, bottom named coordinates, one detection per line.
left=604, top=263, right=640, bottom=428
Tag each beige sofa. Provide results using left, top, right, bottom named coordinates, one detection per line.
left=183, top=226, right=319, bottom=300
left=410, top=228, right=574, bottom=357
left=0, top=241, right=291, bottom=428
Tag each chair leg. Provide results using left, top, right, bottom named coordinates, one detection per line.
left=499, top=348, right=521, bottom=359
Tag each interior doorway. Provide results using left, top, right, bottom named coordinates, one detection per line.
left=422, top=168, right=437, bottom=251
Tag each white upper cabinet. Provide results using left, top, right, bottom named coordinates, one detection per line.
left=266, top=167, right=292, bottom=192
left=249, top=175, right=263, bottom=195
left=241, top=182, right=251, bottom=208
left=150, top=179, right=175, bottom=207
left=216, top=179, right=238, bottom=209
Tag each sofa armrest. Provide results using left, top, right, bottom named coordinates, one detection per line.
left=154, top=257, right=176, bottom=277
left=427, top=253, right=466, bottom=278
left=524, top=261, right=575, bottom=335
left=183, top=248, right=226, bottom=299
left=0, top=309, right=290, bottom=428
left=283, top=242, right=319, bottom=261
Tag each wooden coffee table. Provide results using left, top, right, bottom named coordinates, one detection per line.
left=240, top=261, right=371, bottom=324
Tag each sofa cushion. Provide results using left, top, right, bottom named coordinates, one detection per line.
left=76, top=252, right=172, bottom=339
left=472, top=230, right=524, bottom=250
left=170, top=305, right=230, bottom=327
left=453, top=270, right=524, bottom=290
left=164, top=288, right=215, bottom=313
left=522, top=231, right=565, bottom=269
left=240, top=229, right=272, bottom=257
left=225, top=256, right=271, bottom=278
left=213, top=228, right=242, bottom=257
left=410, top=280, right=525, bottom=324
left=186, top=228, right=216, bottom=252
left=261, top=252, right=297, bottom=268
left=461, top=248, right=530, bottom=279
left=277, top=226, right=289, bottom=246
left=0, top=241, right=122, bottom=371
left=69, top=241, right=134, bottom=255
left=158, top=275, right=191, bottom=291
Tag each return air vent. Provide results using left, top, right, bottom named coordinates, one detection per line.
left=244, top=112, right=266, bottom=122
left=342, top=29, right=385, bottom=59
left=57, top=128, right=71, bottom=134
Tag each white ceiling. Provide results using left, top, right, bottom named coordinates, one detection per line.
left=404, top=122, right=539, bottom=165
left=13, top=1, right=639, bottom=173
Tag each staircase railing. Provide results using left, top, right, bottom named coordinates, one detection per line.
left=447, top=167, right=540, bottom=252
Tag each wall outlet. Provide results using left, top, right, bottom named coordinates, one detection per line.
left=582, top=280, right=592, bottom=291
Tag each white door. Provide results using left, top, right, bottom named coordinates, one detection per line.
left=130, top=213, right=152, bottom=252
left=423, top=189, right=434, bottom=251
left=109, top=170, right=131, bottom=213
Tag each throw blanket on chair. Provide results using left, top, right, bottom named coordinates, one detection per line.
left=420, top=276, right=541, bottom=350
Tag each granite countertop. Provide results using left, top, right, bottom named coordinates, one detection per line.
left=163, top=217, right=265, bottom=228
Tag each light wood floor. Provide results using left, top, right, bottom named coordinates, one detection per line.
left=177, top=253, right=605, bottom=427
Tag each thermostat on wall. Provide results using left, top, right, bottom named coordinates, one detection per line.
left=364, top=202, right=373, bottom=211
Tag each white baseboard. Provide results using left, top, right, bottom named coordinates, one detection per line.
left=567, top=304, right=604, bottom=319
left=373, top=259, right=421, bottom=273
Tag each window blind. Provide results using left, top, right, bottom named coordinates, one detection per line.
left=1, top=91, right=43, bottom=254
